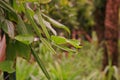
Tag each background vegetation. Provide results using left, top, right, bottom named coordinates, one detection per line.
left=0, top=0, right=120, bottom=80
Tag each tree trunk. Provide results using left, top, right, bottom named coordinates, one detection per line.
left=104, top=0, right=119, bottom=69
left=93, top=1, right=109, bottom=69
left=94, top=6, right=106, bottom=43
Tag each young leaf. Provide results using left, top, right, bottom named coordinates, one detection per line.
left=67, top=40, right=82, bottom=48
left=51, top=36, right=82, bottom=49
left=44, top=20, right=57, bottom=35
left=34, top=16, right=57, bottom=35
left=35, top=9, right=50, bottom=39
left=51, top=35, right=67, bottom=44
left=42, top=14, right=70, bottom=34
left=52, top=43, right=76, bottom=52
left=15, top=34, right=34, bottom=45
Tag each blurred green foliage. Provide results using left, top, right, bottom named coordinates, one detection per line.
left=41, top=0, right=94, bottom=31
left=16, top=40, right=120, bottom=80
left=93, top=0, right=106, bottom=9
left=16, top=41, right=105, bottom=80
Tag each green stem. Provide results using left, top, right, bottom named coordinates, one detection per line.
left=30, top=45, right=50, bottom=80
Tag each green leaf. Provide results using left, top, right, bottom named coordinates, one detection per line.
left=52, top=43, right=76, bottom=52
left=25, top=23, right=35, bottom=35
left=17, top=15, right=29, bottom=34
left=15, top=34, right=34, bottom=45
left=6, top=41, right=31, bottom=60
left=6, top=11, right=18, bottom=22
left=14, top=2, right=25, bottom=13
left=42, top=14, right=70, bottom=34
left=17, top=0, right=51, bottom=4
left=25, top=4, right=34, bottom=17
left=67, top=40, right=82, bottom=48
left=9, top=0, right=14, bottom=6
left=17, top=0, right=37, bottom=3
left=39, top=0, right=51, bottom=4
left=44, top=20, right=57, bottom=35
left=0, top=0, right=18, bottom=21
left=51, top=36, right=82, bottom=49
left=2, top=20, right=15, bottom=39
left=6, top=42, right=16, bottom=60
left=51, top=35, right=67, bottom=44
left=24, top=4, right=42, bottom=37
left=41, top=37, right=56, bottom=54
left=15, top=41, right=31, bottom=60
left=0, top=0, right=16, bottom=13
left=35, top=9, right=50, bottom=39
left=34, top=16, right=57, bottom=35
left=0, top=40, right=16, bottom=73
left=0, top=60, right=15, bottom=73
